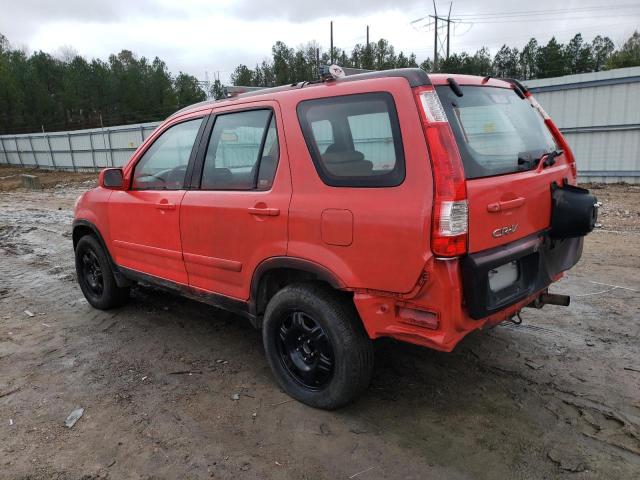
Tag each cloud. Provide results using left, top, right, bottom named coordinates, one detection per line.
left=5, top=0, right=157, bottom=23
left=230, top=0, right=423, bottom=21
left=0, top=0, right=178, bottom=45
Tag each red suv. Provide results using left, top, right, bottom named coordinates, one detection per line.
left=73, top=68, right=597, bottom=409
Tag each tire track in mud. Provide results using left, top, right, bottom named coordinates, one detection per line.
left=466, top=324, right=640, bottom=467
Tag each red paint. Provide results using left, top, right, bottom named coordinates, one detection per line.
left=75, top=72, right=582, bottom=354
left=108, top=190, right=188, bottom=283
left=466, top=160, right=571, bottom=253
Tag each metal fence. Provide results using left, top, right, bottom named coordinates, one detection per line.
left=0, top=122, right=160, bottom=171
left=525, top=66, right=640, bottom=184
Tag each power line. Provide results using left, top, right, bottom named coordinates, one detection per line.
left=451, top=3, right=640, bottom=18
left=411, top=3, right=639, bottom=21
left=407, top=21, right=638, bottom=56
left=454, top=12, right=640, bottom=25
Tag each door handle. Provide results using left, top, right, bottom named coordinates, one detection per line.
left=487, top=197, right=525, bottom=212
left=247, top=206, right=280, bottom=216
left=156, top=201, right=176, bottom=210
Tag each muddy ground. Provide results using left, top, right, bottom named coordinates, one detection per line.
left=0, top=165, right=639, bottom=479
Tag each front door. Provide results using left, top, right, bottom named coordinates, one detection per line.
left=108, top=115, right=206, bottom=284
left=180, top=104, right=291, bottom=300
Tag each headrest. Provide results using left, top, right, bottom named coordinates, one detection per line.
left=322, top=149, right=365, bottom=164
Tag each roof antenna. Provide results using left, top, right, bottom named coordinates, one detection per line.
left=481, top=75, right=491, bottom=84
left=319, top=64, right=345, bottom=82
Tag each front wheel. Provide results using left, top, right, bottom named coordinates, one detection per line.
left=75, top=235, right=129, bottom=310
left=262, top=283, right=374, bottom=409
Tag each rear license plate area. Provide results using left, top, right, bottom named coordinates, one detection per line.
left=488, top=261, right=519, bottom=292
left=462, top=233, right=584, bottom=319
left=486, top=255, right=537, bottom=310
left=461, top=235, right=543, bottom=319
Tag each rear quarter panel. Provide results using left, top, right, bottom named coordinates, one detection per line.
left=280, top=78, right=434, bottom=293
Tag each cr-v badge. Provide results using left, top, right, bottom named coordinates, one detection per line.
left=492, top=224, right=519, bottom=238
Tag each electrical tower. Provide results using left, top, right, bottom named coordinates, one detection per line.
left=412, top=1, right=455, bottom=71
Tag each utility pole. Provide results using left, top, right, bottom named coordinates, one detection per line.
left=433, top=2, right=438, bottom=72
left=330, top=21, right=334, bottom=64
left=446, top=3, right=452, bottom=59
left=366, top=25, right=369, bottom=46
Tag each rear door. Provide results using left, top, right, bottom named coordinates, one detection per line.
left=180, top=102, right=291, bottom=300
left=436, top=84, right=572, bottom=253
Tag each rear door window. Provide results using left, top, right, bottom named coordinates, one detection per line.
left=436, top=86, right=557, bottom=179
left=297, top=92, right=405, bottom=187
left=200, top=109, right=279, bottom=190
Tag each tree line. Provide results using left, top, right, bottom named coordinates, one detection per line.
left=0, top=34, right=206, bottom=134
left=1, top=30, right=638, bottom=134
left=229, top=32, right=640, bottom=88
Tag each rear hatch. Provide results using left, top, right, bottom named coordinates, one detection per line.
left=435, top=83, right=571, bottom=253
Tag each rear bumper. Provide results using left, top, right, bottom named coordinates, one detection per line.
left=353, top=232, right=583, bottom=352
left=461, top=233, right=583, bottom=319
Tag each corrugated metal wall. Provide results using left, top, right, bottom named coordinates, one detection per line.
left=526, top=66, right=640, bottom=183
left=0, top=123, right=160, bottom=170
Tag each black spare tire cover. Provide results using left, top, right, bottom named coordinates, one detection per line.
left=550, top=182, right=598, bottom=239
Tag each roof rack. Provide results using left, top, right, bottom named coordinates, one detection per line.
left=172, top=67, right=432, bottom=117
left=233, top=67, right=432, bottom=99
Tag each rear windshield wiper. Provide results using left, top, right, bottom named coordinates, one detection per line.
left=517, top=153, right=536, bottom=170
left=542, top=149, right=564, bottom=167
left=447, top=78, right=463, bottom=97
left=518, top=149, right=564, bottom=170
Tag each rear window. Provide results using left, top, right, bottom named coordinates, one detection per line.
left=297, top=92, right=405, bottom=187
left=436, top=85, right=557, bottom=179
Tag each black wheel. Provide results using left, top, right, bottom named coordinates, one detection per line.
left=262, top=283, right=374, bottom=409
left=75, top=235, right=129, bottom=310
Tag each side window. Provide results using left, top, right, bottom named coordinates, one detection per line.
left=132, top=118, right=203, bottom=190
left=201, top=109, right=279, bottom=190
left=311, top=120, right=333, bottom=154
left=297, top=92, right=405, bottom=187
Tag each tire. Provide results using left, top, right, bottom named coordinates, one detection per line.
left=262, top=283, right=374, bottom=409
left=75, top=235, right=129, bottom=310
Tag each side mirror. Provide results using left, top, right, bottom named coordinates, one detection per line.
left=98, top=168, right=125, bottom=190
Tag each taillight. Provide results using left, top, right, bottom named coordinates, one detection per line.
left=415, top=87, right=468, bottom=257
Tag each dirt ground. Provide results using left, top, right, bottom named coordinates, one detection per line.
left=0, top=165, right=639, bottom=479
left=0, top=166, right=97, bottom=192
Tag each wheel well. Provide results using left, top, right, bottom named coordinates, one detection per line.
left=72, top=222, right=132, bottom=288
left=254, top=268, right=349, bottom=321
left=72, top=225, right=96, bottom=249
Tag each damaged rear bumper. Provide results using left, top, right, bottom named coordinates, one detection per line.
left=461, top=232, right=583, bottom=319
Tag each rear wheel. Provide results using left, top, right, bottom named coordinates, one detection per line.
left=262, top=283, right=373, bottom=409
left=75, top=235, right=129, bottom=309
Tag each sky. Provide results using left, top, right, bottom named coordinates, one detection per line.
left=1, top=0, right=639, bottom=83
